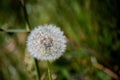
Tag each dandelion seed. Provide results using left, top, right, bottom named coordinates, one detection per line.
left=27, top=24, right=67, bottom=61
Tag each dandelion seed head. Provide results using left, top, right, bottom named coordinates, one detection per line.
left=27, top=24, right=67, bottom=61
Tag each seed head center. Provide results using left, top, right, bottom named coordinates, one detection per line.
left=41, top=37, right=53, bottom=48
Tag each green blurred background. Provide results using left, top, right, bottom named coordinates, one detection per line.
left=0, top=0, right=119, bottom=80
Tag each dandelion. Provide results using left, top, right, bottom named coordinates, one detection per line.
left=27, top=24, right=67, bottom=61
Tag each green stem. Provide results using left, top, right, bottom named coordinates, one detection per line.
left=47, top=61, right=52, bottom=80
left=20, top=0, right=40, bottom=80
left=34, top=59, right=40, bottom=80
left=20, top=0, right=31, bottom=30
left=0, top=29, right=29, bottom=33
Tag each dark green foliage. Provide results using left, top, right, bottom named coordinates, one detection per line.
left=0, top=0, right=119, bottom=80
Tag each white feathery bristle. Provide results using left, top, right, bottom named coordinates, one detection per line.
left=27, top=24, right=67, bottom=61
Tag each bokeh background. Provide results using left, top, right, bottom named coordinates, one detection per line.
left=0, top=0, right=119, bottom=80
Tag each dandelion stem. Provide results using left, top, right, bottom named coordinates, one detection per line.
left=34, top=59, right=40, bottom=80
left=20, top=0, right=31, bottom=30
left=47, top=61, right=52, bottom=80
left=20, top=0, right=40, bottom=80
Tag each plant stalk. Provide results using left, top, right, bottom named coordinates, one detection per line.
left=20, top=0, right=40, bottom=80
left=34, top=59, right=40, bottom=80
left=47, top=61, right=52, bottom=80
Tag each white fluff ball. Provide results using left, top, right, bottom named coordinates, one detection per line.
left=27, top=24, right=67, bottom=61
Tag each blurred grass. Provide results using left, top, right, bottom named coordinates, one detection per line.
left=0, top=0, right=119, bottom=80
